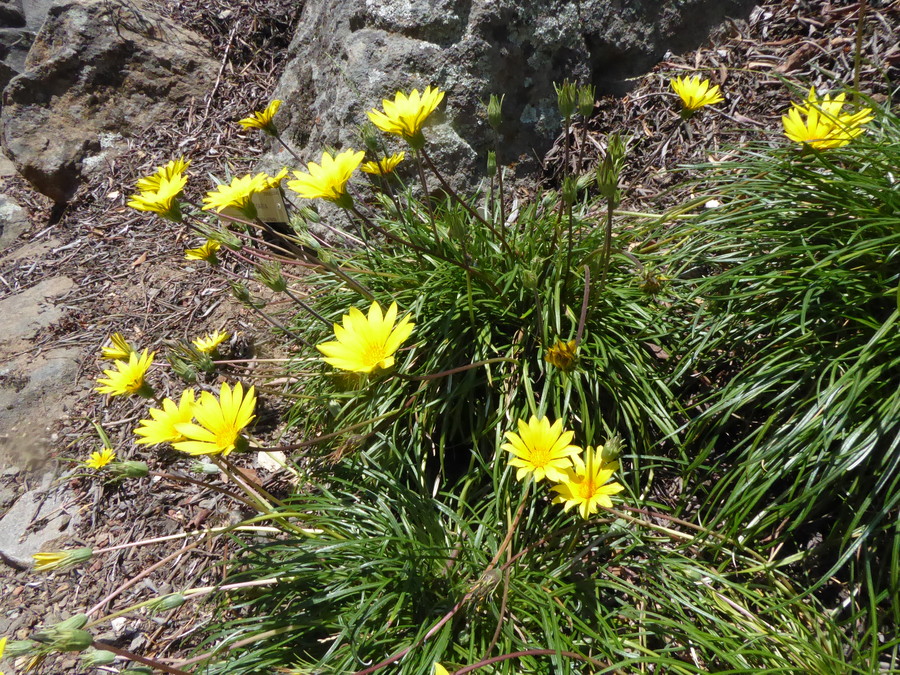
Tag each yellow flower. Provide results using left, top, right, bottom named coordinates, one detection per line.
left=317, top=301, right=415, bottom=373
left=135, top=156, right=191, bottom=192
left=173, top=382, right=256, bottom=456
left=0, top=635, right=6, bottom=668
left=367, top=86, right=445, bottom=148
left=32, top=547, right=93, bottom=572
left=193, top=330, right=230, bottom=354
left=782, top=87, right=873, bottom=150
left=202, top=173, right=270, bottom=219
left=501, top=415, right=581, bottom=483
left=287, top=149, right=365, bottom=208
left=100, top=332, right=134, bottom=361
left=361, top=152, right=405, bottom=175
left=435, top=664, right=450, bottom=675
left=238, top=100, right=282, bottom=135
left=96, top=349, right=154, bottom=397
left=134, top=389, right=196, bottom=446
left=552, top=446, right=625, bottom=519
left=544, top=339, right=577, bottom=371
left=264, top=167, right=290, bottom=189
left=669, top=74, right=724, bottom=113
left=84, top=448, right=116, bottom=469
left=127, top=174, right=187, bottom=221
left=184, top=239, right=221, bottom=264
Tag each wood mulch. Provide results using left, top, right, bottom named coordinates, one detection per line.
left=0, top=0, right=895, bottom=672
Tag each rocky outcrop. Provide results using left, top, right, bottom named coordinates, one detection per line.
left=272, top=0, right=756, bottom=187
left=0, top=0, right=218, bottom=202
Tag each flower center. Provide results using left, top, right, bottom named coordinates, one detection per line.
left=215, top=425, right=239, bottom=450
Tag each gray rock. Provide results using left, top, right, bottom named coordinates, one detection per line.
left=0, top=26, right=34, bottom=91
left=272, top=0, right=755, bottom=188
left=0, top=471, right=80, bottom=569
left=0, top=192, right=29, bottom=249
left=0, top=276, right=73, bottom=345
left=1, top=0, right=218, bottom=202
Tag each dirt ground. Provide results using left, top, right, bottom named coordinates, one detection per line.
left=0, top=0, right=896, bottom=672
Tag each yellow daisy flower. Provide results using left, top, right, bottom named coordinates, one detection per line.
left=84, top=448, right=116, bottom=469
left=238, top=100, right=282, bottom=135
left=367, top=86, right=445, bottom=148
left=173, top=382, right=256, bottom=456
left=361, top=152, right=405, bottom=175
left=96, top=349, right=154, bottom=397
left=544, top=339, right=577, bottom=371
left=134, top=389, right=197, bottom=446
left=193, top=330, right=230, bottom=354
left=287, top=149, right=365, bottom=208
left=501, top=415, right=581, bottom=483
left=435, top=664, right=450, bottom=675
left=135, top=156, right=191, bottom=192
left=552, top=446, right=625, bottom=519
left=184, top=239, right=221, bottom=264
left=265, top=167, right=290, bottom=189
left=202, top=173, right=270, bottom=219
left=100, top=332, right=134, bottom=361
left=782, top=87, right=873, bottom=150
left=127, top=174, right=187, bottom=222
left=669, top=74, right=724, bottom=113
left=317, top=301, right=415, bottom=374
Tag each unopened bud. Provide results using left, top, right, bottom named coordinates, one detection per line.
left=5, top=639, right=40, bottom=657
left=33, top=548, right=93, bottom=573
left=578, top=84, right=596, bottom=118
left=191, top=461, right=221, bottom=475
left=521, top=269, right=538, bottom=290
left=600, top=435, right=624, bottom=463
left=255, top=261, right=287, bottom=293
left=147, top=593, right=186, bottom=613
left=486, top=151, right=497, bottom=177
left=107, top=461, right=149, bottom=479
left=487, top=94, right=504, bottom=131
left=555, top=79, right=578, bottom=120
left=359, top=121, right=382, bottom=153
left=561, top=176, right=578, bottom=206
left=81, top=648, right=117, bottom=667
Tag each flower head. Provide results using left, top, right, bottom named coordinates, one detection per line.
left=367, top=86, right=445, bottom=149
left=317, top=301, right=415, bottom=374
left=361, top=152, right=405, bottom=175
left=501, top=415, right=581, bottom=483
left=84, top=448, right=116, bottom=469
left=552, top=446, right=624, bottom=518
left=184, top=239, right=221, bottom=264
left=238, top=100, right=282, bottom=135
left=265, top=167, right=290, bottom=189
left=172, top=382, right=256, bottom=456
left=193, top=330, right=230, bottom=354
left=32, top=547, right=93, bottom=572
left=134, top=389, right=197, bottom=446
left=544, top=339, right=577, bottom=371
left=287, top=149, right=365, bottom=208
left=135, top=157, right=190, bottom=192
left=96, top=349, right=154, bottom=397
left=435, top=664, right=450, bottom=675
left=101, top=332, right=134, bottom=361
left=127, top=174, right=187, bottom=221
left=670, top=75, right=724, bottom=114
left=782, top=87, right=873, bottom=150
left=202, top=173, right=270, bottom=219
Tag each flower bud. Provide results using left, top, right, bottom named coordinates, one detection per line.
left=191, top=461, right=221, bottom=475
left=147, top=593, right=186, bottom=613
left=600, top=435, right=624, bottom=463
left=486, top=150, right=497, bottom=177
left=81, top=647, right=117, bottom=666
left=555, top=79, right=578, bottom=120
left=544, top=339, right=577, bottom=372
left=32, top=548, right=93, bottom=572
left=521, top=269, right=538, bottom=290
left=487, top=94, right=504, bottom=131
left=359, top=121, right=382, bottom=154
left=254, top=261, right=287, bottom=293
left=561, top=176, right=578, bottom=206
left=5, top=639, right=40, bottom=657
left=107, top=461, right=149, bottom=479
left=578, top=83, right=596, bottom=118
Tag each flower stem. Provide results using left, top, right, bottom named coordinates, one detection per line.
left=90, top=640, right=192, bottom=675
